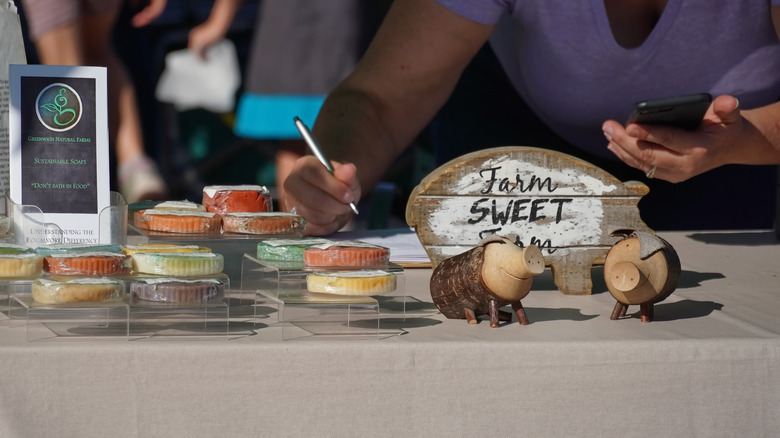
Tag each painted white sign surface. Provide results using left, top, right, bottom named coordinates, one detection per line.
left=406, top=147, right=652, bottom=294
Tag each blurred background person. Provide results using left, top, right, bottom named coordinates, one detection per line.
left=133, top=0, right=391, bottom=212
left=20, top=0, right=169, bottom=203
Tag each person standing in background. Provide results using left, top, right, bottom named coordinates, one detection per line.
left=133, top=0, right=390, bottom=211
left=282, top=0, right=780, bottom=236
left=20, top=0, right=169, bottom=203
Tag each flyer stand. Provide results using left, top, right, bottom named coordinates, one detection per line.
left=3, top=193, right=234, bottom=340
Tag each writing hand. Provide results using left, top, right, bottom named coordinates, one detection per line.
left=603, top=95, right=742, bottom=182
left=283, top=156, right=361, bottom=236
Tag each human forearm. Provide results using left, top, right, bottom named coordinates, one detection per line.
left=311, top=87, right=427, bottom=195
left=736, top=102, right=780, bottom=165
left=311, top=1, right=491, bottom=194
left=188, top=0, right=242, bottom=56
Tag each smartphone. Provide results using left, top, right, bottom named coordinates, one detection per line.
left=626, top=92, right=712, bottom=130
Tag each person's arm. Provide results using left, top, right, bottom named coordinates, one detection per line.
left=603, top=5, right=780, bottom=182
left=283, top=0, right=494, bottom=235
left=187, top=0, right=243, bottom=58
left=130, top=0, right=168, bottom=28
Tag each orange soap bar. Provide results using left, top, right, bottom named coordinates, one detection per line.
left=134, top=209, right=221, bottom=234
left=44, top=252, right=131, bottom=275
left=303, top=241, right=390, bottom=267
left=202, top=185, right=272, bottom=214
left=222, top=212, right=305, bottom=235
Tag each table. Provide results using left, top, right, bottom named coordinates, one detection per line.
left=1, top=230, right=779, bottom=437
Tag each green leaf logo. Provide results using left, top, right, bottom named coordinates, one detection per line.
left=35, top=83, right=82, bottom=132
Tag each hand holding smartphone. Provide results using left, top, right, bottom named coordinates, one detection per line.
left=626, top=92, right=712, bottom=130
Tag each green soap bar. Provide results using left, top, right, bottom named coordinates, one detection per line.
left=0, top=244, right=33, bottom=255
left=35, top=244, right=123, bottom=256
left=256, top=238, right=330, bottom=261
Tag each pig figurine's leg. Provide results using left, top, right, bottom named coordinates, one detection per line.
left=610, top=301, right=629, bottom=320
left=511, top=302, right=529, bottom=325
left=464, top=308, right=478, bottom=324
left=640, top=303, right=654, bottom=322
left=489, top=300, right=501, bottom=327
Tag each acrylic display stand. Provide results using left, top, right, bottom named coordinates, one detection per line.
left=9, top=276, right=232, bottom=341
left=241, top=254, right=407, bottom=340
left=125, top=274, right=231, bottom=340
left=3, top=193, right=231, bottom=340
left=5, top=191, right=127, bottom=246
left=11, top=293, right=130, bottom=341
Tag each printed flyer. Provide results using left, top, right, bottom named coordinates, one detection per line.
left=8, top=65, right=110, bottom=245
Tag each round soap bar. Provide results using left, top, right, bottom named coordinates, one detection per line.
left=134, top=209, right=221, bottom=234
left=256, top=238, right=331, bottom=261
left=222, top=212, right=305, bottom=235
left=306, top=270, right=397, bottom=296
left=152, top=200, right=206, bottom=211
left=202, top=185, right=272, bottom=214
left=303, top=241, right=390, bottom=267
left=122, top=244, right=211, bottom=255
left=131, top=252, right=224, bottom=276
left=31, top=276, right=125, bottom=304
left=44, top=252, right=130, bottom=275
left=0, top=253, right=43, bottom=278
left=131, top=278, right=225, bottom=303
left=35, top=244, right=123, bottom=256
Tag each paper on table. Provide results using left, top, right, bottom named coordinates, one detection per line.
left=334, top=227, right=432, bottom=268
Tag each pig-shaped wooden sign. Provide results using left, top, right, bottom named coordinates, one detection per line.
left=405, top=146, right=653, bottom=295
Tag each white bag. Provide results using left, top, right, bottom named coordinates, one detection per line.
left=155, top=38, right=241, bottom=114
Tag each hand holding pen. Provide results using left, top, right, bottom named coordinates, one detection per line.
left=293, top=117, right=359, bottom=215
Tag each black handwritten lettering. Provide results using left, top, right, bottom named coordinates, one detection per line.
left=530, top=199, right=547, bottom=222
left=479, top=167, right=501, bottom=194
left=468, top=198, right=490, bottom=224
left=521, top=175, right=557, bottom=193
left=491, top=199, right=512, bottom=226
left=511, top=199, right=530, bottom=223
left=469, top=197, right=572, bottom=226
left=478, top=228, right=503, bottom=240
left=529, top=236, right=554, bottom=252
left=549, top=199, right=572, bottom=224
left=478, top=166, right=559, bottom=195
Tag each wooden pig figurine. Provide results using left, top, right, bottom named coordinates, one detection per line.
left=603, top=231, right=681, bottom=322
left=430, top=235, right=545, bottom=327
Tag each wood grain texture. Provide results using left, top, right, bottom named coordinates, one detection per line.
left=407, top=146, right=653, bottom=295
left=603, top=233, right=681, bottom=321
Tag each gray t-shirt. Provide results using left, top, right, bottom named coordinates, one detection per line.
left=437, top=0, right=780, bottom=158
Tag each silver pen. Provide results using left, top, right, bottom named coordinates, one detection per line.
left=293, top=116, right=360, bottom=215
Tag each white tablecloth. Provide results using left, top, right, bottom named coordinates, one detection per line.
left=1, top=230, right=778, bottom=437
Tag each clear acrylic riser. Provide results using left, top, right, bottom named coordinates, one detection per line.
left=6, top=274, right=231, bottom=341
left=6, top=191, right=128, bottom=246
left=241, top=254, right=411, bottom=340
left=127, top=220, right=304, bottom=283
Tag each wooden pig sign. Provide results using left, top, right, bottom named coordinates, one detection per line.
left=406, top=146, right=653, bottom=295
